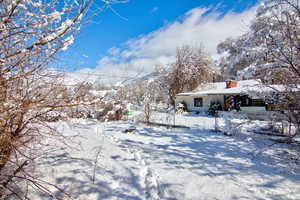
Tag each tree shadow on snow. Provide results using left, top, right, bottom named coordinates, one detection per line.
left=35, top=153, right=145, bottom=200
left=114, top=125, right=300, bottom=200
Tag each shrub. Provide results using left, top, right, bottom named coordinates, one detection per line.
left=208, top=101, right=222, bottom=116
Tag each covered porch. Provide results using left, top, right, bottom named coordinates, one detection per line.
left=224, top=95, right=267, bottom=113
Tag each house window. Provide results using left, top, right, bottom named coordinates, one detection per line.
left=194, top=98, right=203, bottom=107
left=240, top=95, right=252, bottom=107
left=252, top=99, right=265, bottom=106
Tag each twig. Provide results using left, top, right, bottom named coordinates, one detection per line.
left=92, top=127, right=104, bottom=184
left=92, top=146, right=102, bottom=184
left=3, top=160, right=29, bottom=188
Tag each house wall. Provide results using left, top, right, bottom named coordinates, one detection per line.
left=240, top=106, right=266, bottom=113
left=206, top=95, right=225, bottom=108
left=176, top=95, right=268, bottom=114
left=175, top=95, right=225, bottom=112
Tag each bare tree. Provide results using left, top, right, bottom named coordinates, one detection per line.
left=0, top=0, right=125, bottom=198
left=254, top=0, right=300, bottom=141
left=218, top=0, right=300, bottom=141
left=167, top=45, right=217, bottom=105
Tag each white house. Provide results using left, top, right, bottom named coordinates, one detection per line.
left=175, top=79, right=269, bottom=114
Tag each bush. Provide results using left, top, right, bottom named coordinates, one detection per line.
left=176, top=101, right=187, bottom=114
left=208, top=101, right=222, bottom=116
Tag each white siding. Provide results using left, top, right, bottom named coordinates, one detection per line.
left=240, top=106, right=266, bottom=113
left=175, top=95, right=225, bottom=112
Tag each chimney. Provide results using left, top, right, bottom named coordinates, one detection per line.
left=226, top=80, right=237, bottom=88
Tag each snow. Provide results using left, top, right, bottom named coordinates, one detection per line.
left=48, top=11, right=62, bottom=21
left=30, top=114, right=300, bottom=200
left=177, top=79, right=261, bottom=96
left=90, top=90, right=108, bottom=98
left=62, top=35, right=74, bottom=51
left=177, top=79, right=298, bottom=97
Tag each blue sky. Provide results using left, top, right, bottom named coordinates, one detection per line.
left=61, top=0, right=259, bottom=84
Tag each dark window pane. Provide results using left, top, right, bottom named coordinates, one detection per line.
left=240, top=95, right=252, bottom=106
left=252, top=99, right=265, bottom=106
left=194, top=98, right=203, bottom=107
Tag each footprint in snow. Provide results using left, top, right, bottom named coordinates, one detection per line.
left=143, top=167, right=163, bottom=200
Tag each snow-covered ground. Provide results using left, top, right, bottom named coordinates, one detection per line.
left=31, top=113, right=300, bottom=200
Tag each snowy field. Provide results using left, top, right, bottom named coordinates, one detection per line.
left=31, top=113, right=300, bottom=200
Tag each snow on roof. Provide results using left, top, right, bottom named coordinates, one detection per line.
left=196, top=79, right=261, bottom=91
left=90, top=90, right=109, bottom=97
left=176, top=79, right=276, bottom=96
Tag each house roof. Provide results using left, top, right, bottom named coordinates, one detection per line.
left=176, top=79, right=295, bottom=97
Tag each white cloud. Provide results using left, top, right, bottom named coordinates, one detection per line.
left=75, top=5, right=258, bottom=85
left=150, top=7, right=159, bottom=14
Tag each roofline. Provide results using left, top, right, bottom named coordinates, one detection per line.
left=177, top=92, right=245, bottom=96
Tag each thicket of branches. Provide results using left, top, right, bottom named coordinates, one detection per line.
left=165, top=45, right=219, bottom=105
left=0, top=0, right=125, bottom=198
left=218, top=0, right=299, bottom=82
left=217, top=0, right=300, bottom=140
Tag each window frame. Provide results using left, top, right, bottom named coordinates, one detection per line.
left=194, top=98, right=203, bottom=107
